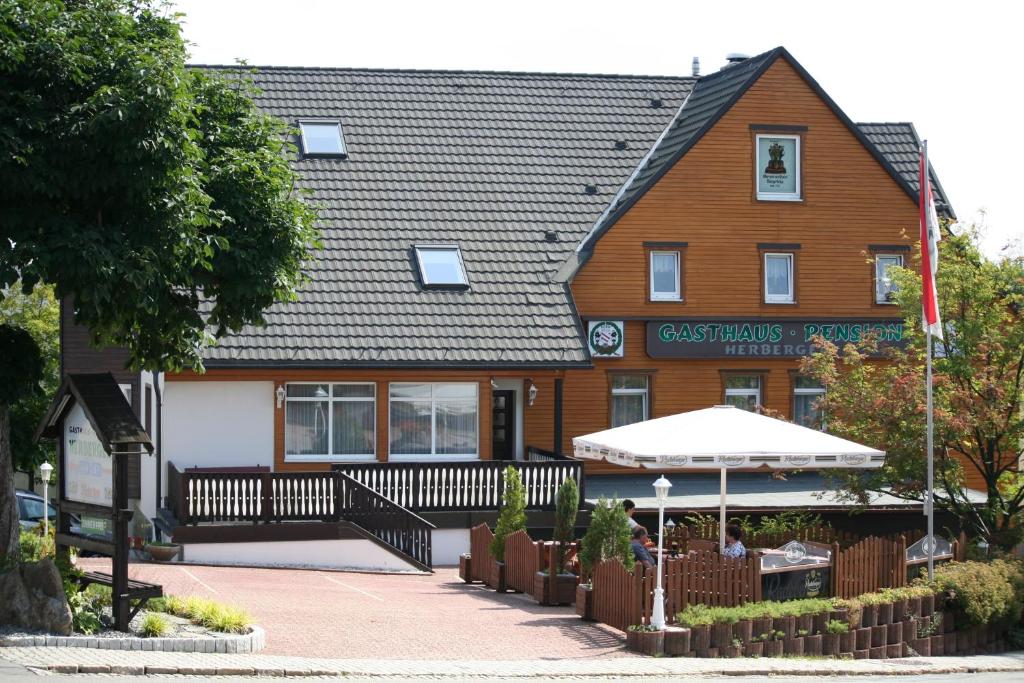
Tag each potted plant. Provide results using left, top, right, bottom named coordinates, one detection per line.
left=677, top=604, right=713, bottom=654
left=804, top=629, right=823, bottom=656
left=626, top=624, right=664, bottom=656
left=578, top=496, right=632, bottom=577
left=663, top=625, right=691, bottom=656
left=743, top=633, right=764, bottom=657
left=144, top=540, right=180, bottom=562
left=763, top=630, right=784, bottom=657
left=489, top=466, right=527, bottom=592
left=535, top=478, right=579, bottom=606
left=823, top=619, right=848, bottom=656
left=721, top=637, right=742, bottom=658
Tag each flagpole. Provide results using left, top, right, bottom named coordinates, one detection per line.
left=923, top=140, right=935, bottom=581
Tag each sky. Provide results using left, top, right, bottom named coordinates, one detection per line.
left=172, top=0, right=1023, bottom=258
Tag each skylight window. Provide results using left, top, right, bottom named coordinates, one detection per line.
left=299, top=120, right=346, bottom=157
left=415, top=245, right=469, bottom=288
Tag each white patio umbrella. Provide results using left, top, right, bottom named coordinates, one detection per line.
left=573, top=405, right=885, bottom=550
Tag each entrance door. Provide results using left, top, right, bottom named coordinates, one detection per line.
left=491, top=390, right=515, bottom=460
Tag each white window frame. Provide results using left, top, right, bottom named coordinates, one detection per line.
left=725, top=376, right=762, bottom=409
left=284, top=382, right=376, bottom=463
left=793, top=380, right=826, bottom=430
left=875, top=254, right=904, bottom=304
left=414, top=245, right=469, bottom=288
left=610, top=375, right=649, bottom=427
left=764, top=253, right=795, bottom=304
left=649, top=251, right=681, bottom=301
left=388, top=382, right=479, bottom=462
left=755, top=134, right=801, bottom=201
left=298, top=119, right=347, bottom=157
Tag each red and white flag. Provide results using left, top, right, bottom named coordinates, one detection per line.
left=919, top=145, right=943, bottom=339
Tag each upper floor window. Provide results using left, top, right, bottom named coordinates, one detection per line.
left=756, top=134, right=801, bottom=201
left=793, top=376, right=825, bottom=429
left=764, top=253, right=794, bottom=304
left=285, top=383, right=376, bottom=461
left=610, top=375, right=649, bottom=427
left=299, top=120, right=347, bottom=157
left=649, top=251, right=680, bottom=301
left=415, top=245, right=469, bottom=288
left=724, top=374, right=762, bottom=411
left=875, top=254, right=903, bottom=304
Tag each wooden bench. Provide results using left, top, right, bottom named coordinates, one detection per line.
left=77, top=571, right=163, bottom=621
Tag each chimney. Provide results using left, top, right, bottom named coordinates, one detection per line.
left=691, top=56, right=700, bottom=77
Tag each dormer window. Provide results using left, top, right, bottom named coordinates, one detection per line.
left=415, top=245, right=469, bottom=288
left=299, top=120, right=346, bottom=157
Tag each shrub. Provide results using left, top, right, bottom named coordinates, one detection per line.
left=676, top=603, right=715, bottom=627
left=490, top=466, right=527, bottom=562
left=158, top=595, right=252, bottom=634
left=579, top=496, right=632, bottom=574
left=930, top=559, right=1024, bottom=626
left=139, top=612, right=170, bottom=637
left=553, top=477, right=579, bottom=572
left=826, top=619, right=849, bottom=634
left=19, top=526, right=54, bottom=562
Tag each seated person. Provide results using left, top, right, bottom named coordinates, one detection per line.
left=630, top=526, right=655, bottom=568
left=722, top=523, right=747, bottom=559
left=622, top=499, right=639, bottom=529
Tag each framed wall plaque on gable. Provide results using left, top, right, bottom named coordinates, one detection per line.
left=756, top=134, right=801, bottom=200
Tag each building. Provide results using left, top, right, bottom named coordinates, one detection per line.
left=62, top=47, right=956, bottom=568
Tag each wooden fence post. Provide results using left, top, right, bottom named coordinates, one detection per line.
left=831, top=541, right=841, bottom=598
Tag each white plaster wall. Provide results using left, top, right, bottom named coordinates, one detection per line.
left=163, top=381, right=274, bottom=472
left=493, top=378, right=524, bottom=460
left=181, top=538, right=421, bottom=572
left=431, top=529, right=470, bottom=566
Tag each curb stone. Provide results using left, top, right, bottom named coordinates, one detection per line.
left=0, top=625, right=265, bottom=654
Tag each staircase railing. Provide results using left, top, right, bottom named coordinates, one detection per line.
left=336, top=473, right=434, bottom=571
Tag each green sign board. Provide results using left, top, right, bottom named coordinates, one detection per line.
left=647, top=319, right=904, bottom=359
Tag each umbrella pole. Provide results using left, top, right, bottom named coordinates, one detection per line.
left=719, top=468, right=727, bottom=552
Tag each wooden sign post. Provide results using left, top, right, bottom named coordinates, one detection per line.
left=36, top=373, right=160, bottom=632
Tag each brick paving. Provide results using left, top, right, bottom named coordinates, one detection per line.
left=76, top=559, right=631, bottom=660
left=2, top=646, right=1023, bottom=677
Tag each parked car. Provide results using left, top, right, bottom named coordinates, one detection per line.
left=16, top=489, right=80, bottom=533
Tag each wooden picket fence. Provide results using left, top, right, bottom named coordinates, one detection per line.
left=830, top=536, right=907, bottom=599
left=654, top=551, right=762, bottom=615
left=669, top=523, right=859, bottom=551
left=469, top=523, right=494, bottom=583
left=504, top=529, right=543, bottom=595
left=591, top=559, right=644, bottom=631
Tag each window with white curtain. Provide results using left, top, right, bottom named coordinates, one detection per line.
left=389, top=383, right=478, bottom=460
left=285, top=383, right=375, bottom=461
left=649, top=251, right=680, bottom=300
left=793, top=376, right=825, bottom=429
left=610, top=375, right=649, bottom=427
left=764, top=253, right=794, bottom=303
left=875, top=254, right=903, bottom=304
left=724, top=375, right=762, bottom=411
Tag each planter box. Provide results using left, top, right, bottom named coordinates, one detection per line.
left=920, top=593, right=934, bottom=616
left=869, top=646, right=886, bottom=659
left=943, top=611, right=955, bottom=633
left=855, top=627, right=872, bottom=651
left=907, top=596, right=922, bottom=618
left=733, top=619, right=753, bottom=644
left=663, top=626, right=691, bottom=656
left=910, top=637, right=931, bottom=656
left=575, top=585, right=594, bottom=620
left=930, top=634, right=945, bottom=656
left=829, top=608, right=849, bottom=625
left=839, top=631, right=856, bottom=655
left=862, top=604, right=879, bottom=628
left=804, top=634, right=823, bottom=656
left=720, top=644, right=742, bottom=658
left=695, top=647, right=718, bottom=658
left=885, top=643, right=903, bottom=658
left=821, top=632, right=839, bottom=656
left=752, top=616, right=773, bottom=639
left=459, top=554, right=473, bottom=583
left=870, top=624, right=888, bottom=648
left=763, top=639, right=783, bottom=657
left=145, top=543, right=180, bottom=562
left=488, top=561, right=508, bottom=593
left=943, top=632, right=957, bottom=654
left=691, top=624, right=711, bottom=651
left=711, top=622, right=734, bottom=649
left=742, top=641, right=763, bottom=657
left=887, top=621, right=903, bottom=645
left=892, top=599, right=909, bottom=623
left=783, top=637, right=804, bottom=656
left=812, top=612, right=829, bottom=636
left=853, top=649, right=870, bottom=659
left=796, top=614, right=814, bottom=635
left=533, top=572, right=576, bottom=606
left=878, top=602, right=893, bottom=625
left=640, top=630, right=665, bottom=656
left=773, top=615, right=795, bottom=639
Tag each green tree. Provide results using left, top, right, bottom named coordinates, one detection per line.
left=0, top=0, right=318, bottom=560
left=0, top=284, right=60, bottom=477
left=579, top=497, right=632, bottom=575
left=803, top=224, right=1024, bottom=549
left=490, top=466, right=527, bottom=561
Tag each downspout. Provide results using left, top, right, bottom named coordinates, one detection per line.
left=153, top=373, right=163, bottom=532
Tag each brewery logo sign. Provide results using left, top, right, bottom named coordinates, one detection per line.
left=588, top=320, right=624, bottom=358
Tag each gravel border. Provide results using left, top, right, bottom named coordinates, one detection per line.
left=0, top=625, right=264, bottom=653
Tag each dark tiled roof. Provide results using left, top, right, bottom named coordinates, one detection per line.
left=200, top=67, right=695, bottom=366
left=857, top=122, right=954, bottom=217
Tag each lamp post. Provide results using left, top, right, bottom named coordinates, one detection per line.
left=39, top=462, right=54, bottom=537
left=651, top=476, right=672, bottom=630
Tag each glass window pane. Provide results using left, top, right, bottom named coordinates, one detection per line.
left=726, top=393, right=758, bottom=412
left=612, top=375, right=648, bottom=390
left=300, top=122, right=345, bottom=155
left=766, top=255, right=791, bottom=297
left=390, top=400, right=432, bottom=455
left=287, top=384, right=330, bottom=398
left=876, top=255, right=901, bottom=302
left=725, top=375, right=760, bottom=390
left=651, top=252, right=678, bottom=295
left=794, top=393, right=824, bottom=428
left=333, top=384, right=375, bottom=398
left=332, top=401, right=375, bottom=456
left=435, top=399, right=477, bottom=455
left=434, top=383, right=477, bottom=399
left=417, top=247, right=467, bottom=285
left=20, top=496, right=47, bottom=522
left=794, top=376, right=823, bottom=389
left=390, top=383, right=431, bottom=399
left=286, top=400, right=329, bottom=455
left=612, top=394, right=646, bottom=427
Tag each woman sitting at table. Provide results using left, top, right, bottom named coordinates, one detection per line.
left=722, top=523, right=747, bottom=559
left=630, top=526, right=656, bottom=568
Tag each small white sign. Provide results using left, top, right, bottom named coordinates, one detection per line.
left=587, top=320, right=624, bottom=358
left=64, top=403, right=112, bottom=508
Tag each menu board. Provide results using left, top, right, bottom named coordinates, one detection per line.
left=63, top=403, right=112, bottom=508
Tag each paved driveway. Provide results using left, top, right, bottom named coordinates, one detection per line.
left=78, top=559, right=630, bottom=660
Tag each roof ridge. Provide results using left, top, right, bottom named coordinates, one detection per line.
left=856, top=121, right=915, bottom=126
left=188, top=62, right=697, bottom=82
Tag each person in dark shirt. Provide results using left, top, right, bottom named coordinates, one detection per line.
left=630, top=526, right=655, bottom=568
